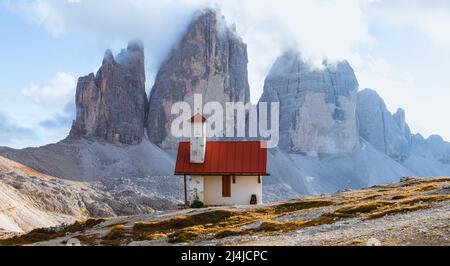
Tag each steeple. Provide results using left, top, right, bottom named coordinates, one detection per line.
left=188, top=114, right=207, bottom=163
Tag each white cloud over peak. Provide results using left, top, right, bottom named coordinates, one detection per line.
left=7, top=0, right=372, bottom=102
left=218, top=0, right=371, bottom=101
left=4, top=0, right=450, bottom=143
left=7, top=0, right=209, bottom=74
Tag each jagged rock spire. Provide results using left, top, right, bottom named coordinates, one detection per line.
left=146, top=8, right=250, bottom=148
left=357, top=89, right=411, bottom=162
left=69, top=41, right=148, bottom=144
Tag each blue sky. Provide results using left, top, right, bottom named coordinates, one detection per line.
left=0, top=0, right=449, bottom=148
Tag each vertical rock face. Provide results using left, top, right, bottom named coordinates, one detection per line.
left=147, top=8, right=250, bottom=148
left=357, top=89, right=411, bottom=162
left=410, top=134, right=450, bottom=164
left=69, top=41, right=148, bottom=144
left=259, top=51, right=359, bottom=155
left=393, top=108, right=412, bottom=143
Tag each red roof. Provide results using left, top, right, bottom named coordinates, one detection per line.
left=175, top=141, right=268, bottom=176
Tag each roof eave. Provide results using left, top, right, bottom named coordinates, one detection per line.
left=174, top=172, right=270, bottom=176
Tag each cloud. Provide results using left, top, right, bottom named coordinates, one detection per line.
left=0, top=112, right=36, bottom=147
left=370, top=0, right=450, bottom=47
left=222, top=0, right=370, bottom=59
left=218, top=0, right=371, bottom=101
left=3, top=0, right=450, bottom=145
left=22, top=72, right=76, bottom=109
left=5, top=0, right=210, bottom=78
left=351, top=54, right=415, bottom=112
left=39, top=100, right=75, bottom=129
left=6, top=0, right=372, bottom=102
left=1, top=71, right=77, bottom=148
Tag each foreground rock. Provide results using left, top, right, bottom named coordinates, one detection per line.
left=4, top=177, right=448, bottom=246
left=0, top=155, right=117, bottom=233
left=0, top=138, right=182, bottom=226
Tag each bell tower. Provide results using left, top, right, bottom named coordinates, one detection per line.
left=189, top=114, right=207, bottom=163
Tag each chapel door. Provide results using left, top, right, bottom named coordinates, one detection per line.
left=222, top=175, right=231, bottom=197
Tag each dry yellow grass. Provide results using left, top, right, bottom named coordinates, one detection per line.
left=101, top=224, right=130, bottom=245
left=268, top=199, right=336, bottom=214
left=128, top=199, right=339, bottom=244
left=215, top=229, right=245, bottom=239
left=396, top=195, right=450, bottom=205
left=168, top=226, right=207, bottom=243
left=126, top=179, right=450, bottom=243
left=259, top=220, right=305, bottom=232
left=212, top=178, right=450, bottom=237
left=78, top=235, right=100, bottom=245
left=0, top=218, right=105, bottom=246
left=132, top=209, right=269, bottom=243
left=366, top=204, right=430, bottom=220
left=142, top=233, right=166, bottom=241
left=3, top=177, right=449, bottom=246
left=334, top=201, right=391, bottom=215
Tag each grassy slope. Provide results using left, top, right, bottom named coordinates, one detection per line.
left=1, top=177, right=450, bottom=246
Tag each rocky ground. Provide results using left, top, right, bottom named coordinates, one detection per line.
left=212, top=201, right=450, bottom=246
left=1, top=176, right=449, bottom=246
left=0, top=155, right=180, bottom=234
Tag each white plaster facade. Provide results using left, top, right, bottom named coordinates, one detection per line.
left=189, top=176, right=205, bottom=202
left=189, top=175, right=263, bottom=206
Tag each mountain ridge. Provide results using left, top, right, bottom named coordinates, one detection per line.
left=1, top=8, right=450, bottom=235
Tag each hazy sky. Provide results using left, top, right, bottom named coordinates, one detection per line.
left=1, top=0, right=449, bottom=148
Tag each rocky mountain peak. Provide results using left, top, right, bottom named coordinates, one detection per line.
left=393, top=108, right=412, bottom=142
left=357, top=88, right=411, bottom=162
left=147, top=8, right=250, bottom=148
left=126, top=39, right=144, bottom=51
left=394, top=108, right=406, bottom=118
left=260, top=51, right=360, bottom=155
left=102, top=49, right=115, bottom=64
left=69, top=41, right=148, bottom=145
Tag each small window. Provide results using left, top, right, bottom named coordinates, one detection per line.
left=222, top=175, right=231, bottom=197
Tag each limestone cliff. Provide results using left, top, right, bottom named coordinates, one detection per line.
left=147, top=8, right=250, bottom=148
left=259, top=51, right=360, bottom=155
left=357, top=89, right=411, bottom=162
left=69, top=41, right=148, bottom=145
